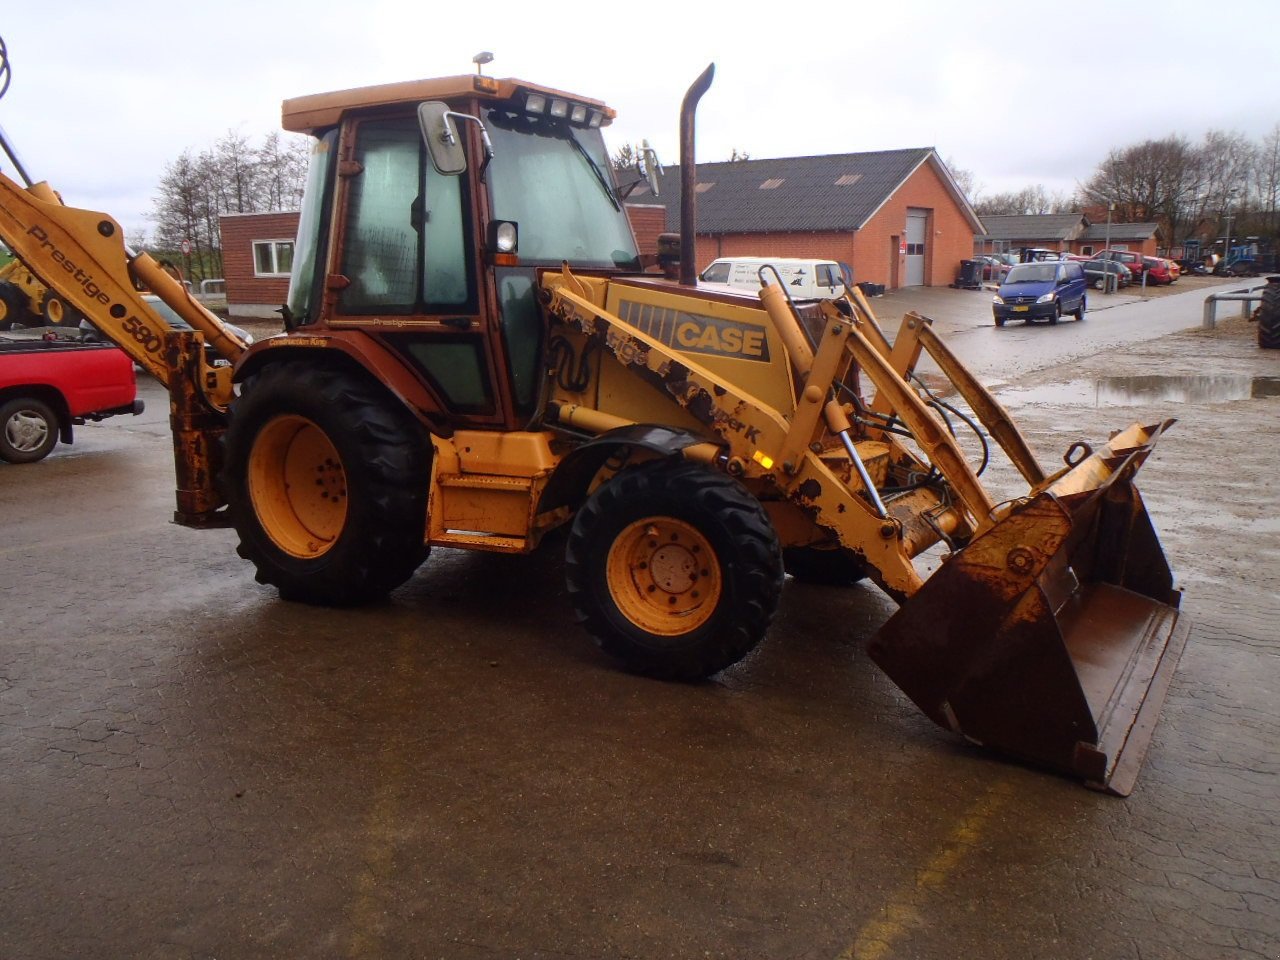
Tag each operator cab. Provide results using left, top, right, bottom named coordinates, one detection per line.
left=279, top=75, right=649, bottom=432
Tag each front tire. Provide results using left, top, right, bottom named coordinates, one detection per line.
left=41, top=294, right=84, bottom=328
left=1074, top=295, right=1087, bottom=321
left=1049, top=302, right=1061, bottom=325
left=220, top=362, right=430, bottom=605
left=565, top=459, right=783, bottom=680
left=0, top=397, right=58, bottom=464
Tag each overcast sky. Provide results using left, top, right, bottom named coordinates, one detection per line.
left=3, top=1, right=1277, bottom=239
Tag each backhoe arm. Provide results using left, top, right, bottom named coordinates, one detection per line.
left=0, top=169, right=244, bottom=408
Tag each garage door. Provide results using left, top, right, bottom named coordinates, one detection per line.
left=905, top=209, right=928, bottom=286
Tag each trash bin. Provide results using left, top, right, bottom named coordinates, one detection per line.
left=956, top=259, right=983, bottom=289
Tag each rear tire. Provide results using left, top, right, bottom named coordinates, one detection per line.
left=1260, top=279, right=1280, bottom=350
left=0, top=397, right=58, bottom=464
left=220, top=362, right=431, bottom=605
left=565, top=458, right=783, bottom=680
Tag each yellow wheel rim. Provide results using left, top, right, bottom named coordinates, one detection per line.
left=248, top=414, right=347, bottom=559
left=606, top=517, right=722, bottom=635
left=45, top=297, right=64, bottom=324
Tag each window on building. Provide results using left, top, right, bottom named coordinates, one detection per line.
left=253, top=240, right=294, bottom=277
left=1081, top=245, right=1094, bottom=256
left=906, top=242, right=925, bottom=256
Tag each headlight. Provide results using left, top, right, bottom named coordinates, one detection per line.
left=1036, top=292, right=1056, bottom=303
left=992, top=295, right=1004, bottom=305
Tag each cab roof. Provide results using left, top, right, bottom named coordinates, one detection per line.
left=281, top=75, right=615, bottom=135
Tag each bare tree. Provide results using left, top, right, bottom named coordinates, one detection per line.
left=974, top=184, right=1073, bottom=217
left=610, top=143, right=638, bottom=173
left=943, top=156, right=978, bottom=203
left=1253, top=124, right=1280, bottom=237
left=150, top=130, right=311, bottom=281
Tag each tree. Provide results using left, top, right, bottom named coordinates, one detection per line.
left=611, top=143, right=638, bottom=173
left=150, top=130, right=311, bottom=281
left=974, top=184, right=1073, bottom=217
left=1253, top=124, right=1280, bottom=238
left=944, top=156, right=978, bottom=202
left=728, top=147, right=751, bottom=163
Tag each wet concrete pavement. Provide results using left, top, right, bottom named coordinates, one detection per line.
left=1, top=286, right=1278, bottom=959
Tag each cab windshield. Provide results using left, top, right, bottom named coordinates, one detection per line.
left=482, top=109, right=640, bottom=270
left=1005, top=264, right=1056, bottom=284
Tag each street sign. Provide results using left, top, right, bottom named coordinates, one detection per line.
left=181, top=239, right=191, bottom=255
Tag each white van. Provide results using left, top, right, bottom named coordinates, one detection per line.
left=699, top=257, right=853, bottom=302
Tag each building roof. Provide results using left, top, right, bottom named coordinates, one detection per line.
left=626, top=148, right=983, bottom=234
left=1080, top=221, right=1160, bottom=242
left=977, top=213, right=1086, bottom=243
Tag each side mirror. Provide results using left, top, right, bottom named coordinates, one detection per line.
left=418, top=102, right=467, bottom=175
left=640, top=139, right=663, bottom=197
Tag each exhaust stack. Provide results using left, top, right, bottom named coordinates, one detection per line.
left=679, top=64, right=715, bottom=286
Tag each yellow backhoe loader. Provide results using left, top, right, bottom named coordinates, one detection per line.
left=0, top=41, right=1187, bottom=794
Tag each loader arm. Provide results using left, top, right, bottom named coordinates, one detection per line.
left=543, top=267, right=1187, bottom=795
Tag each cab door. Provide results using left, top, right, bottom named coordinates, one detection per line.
left=328, top=114, right=504, bottom=426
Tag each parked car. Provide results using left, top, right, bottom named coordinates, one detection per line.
left=699, top=257, right=853, bottom=301
left=0, top=337, right=143, bottom=463
left=1081, top=259, right=1132, bottom=290
left=974, top=255, right=1011, bottom=281
left=1141, top=257, right=1176, bottom=285
left=1091, top=249, right=1145, bottom=279
left=992, top=260, right=1088, bottom=326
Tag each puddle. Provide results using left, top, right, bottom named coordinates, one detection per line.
left=999, top=375, right=1280, bottom=407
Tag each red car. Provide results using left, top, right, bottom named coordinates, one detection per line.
left=1091, top=249, right=1145, bottom=278
left=1142, top=257, right=1176, bottom=285
left=0, top=337, right=143, bottom=463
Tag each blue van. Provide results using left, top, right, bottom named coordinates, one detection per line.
left=992, top=260, right=1087, bottom=326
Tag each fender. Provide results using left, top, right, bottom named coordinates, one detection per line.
left=537, top=423, right=722, bottom=515
left=234, top=331, right=454, bottom=437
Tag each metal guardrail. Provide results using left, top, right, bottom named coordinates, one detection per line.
left=1202, top=280, right=1271, bottom=329
left=199, top=278, right=226, bottom=295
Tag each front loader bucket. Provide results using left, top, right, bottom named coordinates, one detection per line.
left=868, top=420, right=1189, bottom=795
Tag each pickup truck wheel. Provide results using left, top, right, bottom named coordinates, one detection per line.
left=221, top=362, right=430, bottom=606
left=0, top=397, right=58, bottom=464
left=565, top=459, right=783, bottom=680
left=0, top=283, right=29, bottom=330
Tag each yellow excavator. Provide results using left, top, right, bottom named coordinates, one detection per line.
left=0, top=41, right=1187, bottom=795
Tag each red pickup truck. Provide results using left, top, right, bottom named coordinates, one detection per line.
left=0, top=337, right=143, bottom=463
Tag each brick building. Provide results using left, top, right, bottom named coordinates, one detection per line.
left=220, top=211, right=300, bottom=318
left=624, top=149, right=983, bottom=289
left=977, top=213, right=1161, bottom=259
